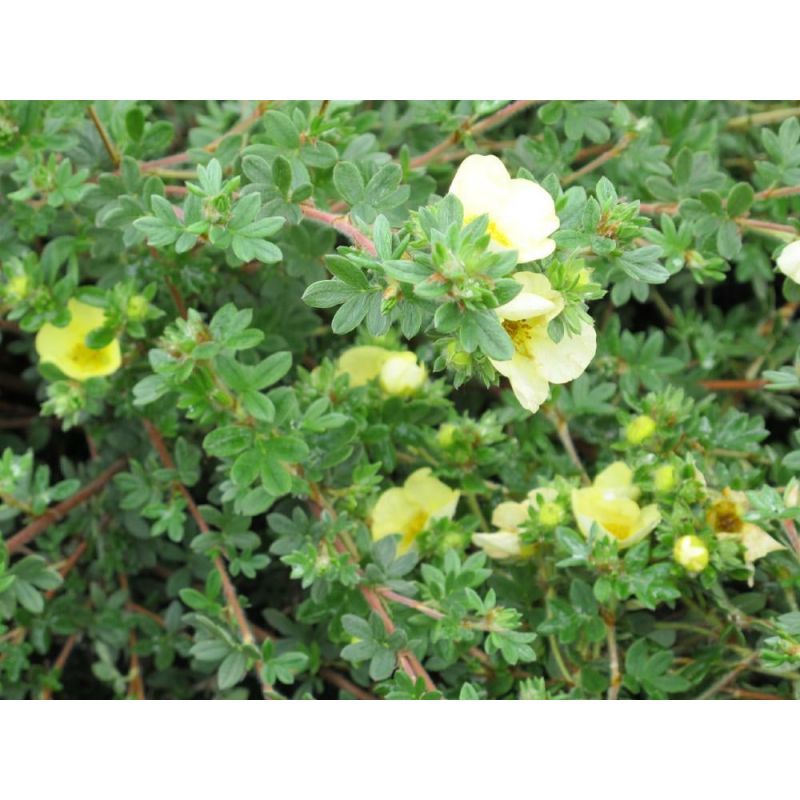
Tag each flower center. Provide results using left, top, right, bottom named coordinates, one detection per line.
left=708, top=500, right=743, bottom=533
left=502, top=318, right=537, bottom=357
left=68, top=342, right=113, bottom=373
left=464, top=214, right=512, bottom=248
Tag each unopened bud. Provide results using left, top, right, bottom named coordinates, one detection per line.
left=673, top=534, right=709, bottom=574
left=626, top=414, right=657, bottom=445
left=654, top=465, right=676, bottom=493
left=379, top=352, right=426, bottom=396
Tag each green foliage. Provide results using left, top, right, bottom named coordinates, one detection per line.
left=1, top=99, right=800, bottom=700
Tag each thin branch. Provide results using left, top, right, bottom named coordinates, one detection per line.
left=699, top=379, right=767, bottom=391
left=605, top=615, right=621, bottom=700
left=319, top=667, right=376, bottom=700
left=562, top=132, right=634, bottom=187
left=300, top=203, right=377, bottom=255
left=699, top=654, right=758, bottom=700
left=87, top=105, right=120, bottom=168
left=141, top=419, right=274, bottom=699
left=137, top=101, right=271, bottom=173
left=409, top=100, right=539, bottom=169
left=6, top=459, right=127, bottom=554
left=544, top=408, right=590, bottom=485
left=726, top=106, right=800, bottom=131
left=39, top=633, right=80, bottom=700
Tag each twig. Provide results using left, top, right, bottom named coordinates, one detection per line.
left=319, top=668, right=376, bottom=700
left=699, top=379, right=767, bottom=391
left=604, top=615, right=621, bottom=700
left=87, top=105, right=120, bottom=168
left=40, top=633, right=80, bottom=700
left=142, top=419, right=274, bottom=699
left=409, top=100, right=539, bottom=169
left=726, top=106, right=800, bottom=131
left=299, top=204, right=377, bottom=255
left=699, top=654, right=758, bottom=700
left=6, top=459, right=127, bottom=554
left=544, top=408, right=590, bottom=485
left=137, top=101, right=271, bottom=172
left=562, top=132, right=634, bottom=186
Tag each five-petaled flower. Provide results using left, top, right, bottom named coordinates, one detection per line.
left=449, top=154, right=560, bottom=262
left=473, top=487, right=560, bottom=560
left=491, top=272, right=596, bottom=413
left=370, top=468, right=460, bottom=553
left=35, top=299, right=121, bottom=381
left=571, top=462, right=661, bottom=549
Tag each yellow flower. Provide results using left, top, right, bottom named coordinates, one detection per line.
left=708, top=488, right=784, bottom=571
left=473, top=488, right=557, bottom=560
left=776, top=240, right=800, bottom=284
left=571, top=462, right=661, bottom=549
left=491, top=272, right=596, bottom=413
left=673, top=534, right=709, bottom=573
left=378, top=352, right=427, bottom=396
left=371, top=468, right=460, bottom=553
left=449, top=154, right=560, bottom=262
left=625, top=414, right=656, bottom=445
left=336, top=346, right=426, bottom=396
left=35, top=299, right=121, bottom=381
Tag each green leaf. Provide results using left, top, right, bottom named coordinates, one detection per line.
left=726, top=182, right=754, bottom=217
left=203, top=425, right=253, bottom=458
left=217, top=650, right=248, bottom=690
left=333, top=162, right=365, bottom=205
left=462, top=309, right=514, bottom=360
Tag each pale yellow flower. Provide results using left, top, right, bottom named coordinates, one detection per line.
left=378, top=352, right=427, bottom=396
left=776, top=240, right=800, bottom=284
left=473, top=488, right=558, bottom=560
left=336, top=346, right=426, bottom=396
left=35, top=299, right=121, bottom=381
left=708, top=489, right=784, bottom=572
left=673, top=534, right=709, bottom=573
left=371, top=468, right=460, bottom=553
left=449, top=154, right=559, bottom=262
left=491, top=272, right=595, bottom=413
left=571, top=462, right=661, bottom=549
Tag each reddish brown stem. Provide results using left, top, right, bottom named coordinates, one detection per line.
left=299, top=204, right=377, bottom=255
left=319, top=668, right=376, bottom=700
left=6, top=459, right=127, bottom=554
left=699, top=379, right=767, bottom=390
left=40, top=633, right=80, bottom=700
left=141, top=419, right=273, bottom=698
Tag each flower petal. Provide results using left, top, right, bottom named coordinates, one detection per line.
left=449, top=154, right=510, bottom=219
left=472, top=531, right=525, bottom=560
left=404, top=468, right=460, bottom=521
left=491, top=500, right=530, bottom=532
left=533, top=321, right=597, bottom=385
left=337, top=346, right=390, bottom=387
left=490, top=352, right=551, bottom=413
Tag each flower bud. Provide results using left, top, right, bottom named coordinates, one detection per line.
left=673, top=534, right=709, bottom=573
left=785, top=477, right=800, bottom=509
left=7, top=274, right=29, bottom=300
left=537, top=500, right=564, bottom=529
left=127, top=294, right=149, bottom=321
left=777, top=240, right=800, bottom=284
left=625, top=414, right=657, bottom=445
left=653, top=465, right=676, bottom=493
left=379, top=352, right=426, bottom=396
left=437, top=423, right=457, bottom=448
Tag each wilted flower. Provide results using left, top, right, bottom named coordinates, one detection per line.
left=371, top=468, right=460, bottom=553
left=708, top=488, right=784, bottom=575
left=491, top=272, right=596, bottom=414
left=673, top=534, right=710, bottom=573
left=776, top=240, right=800, bottom=283
left=35, top=299, right=121, bottom=381
left=449, top=154, right=560, bottom=262
left=473, top=488, right=559, bottom=560
left=571, top=462, right=661, bottom=549
left=336, top=346, right=426, bottom=396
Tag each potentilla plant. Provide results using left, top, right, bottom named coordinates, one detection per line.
left=1, top=99, right=799, bottom=700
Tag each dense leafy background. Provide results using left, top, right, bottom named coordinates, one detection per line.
left=1, top=100, right=799, bottom=699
